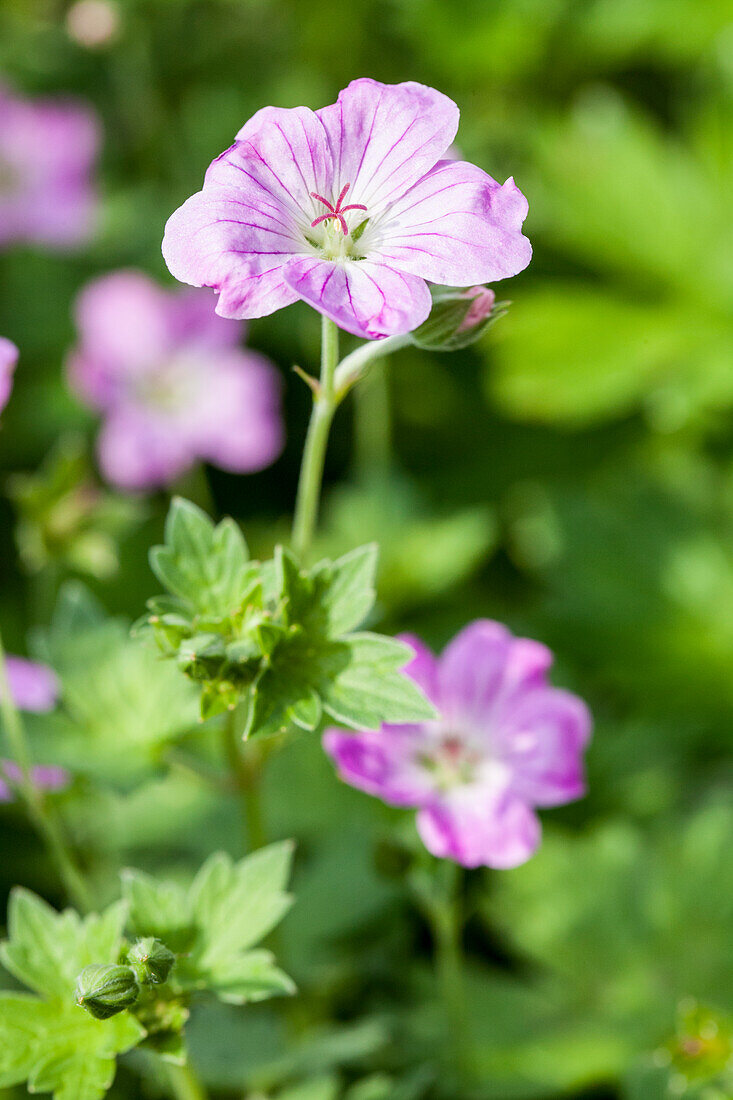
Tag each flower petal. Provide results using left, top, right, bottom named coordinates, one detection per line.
left=162, top=184, right=302, bottom=320
left=283, top=257, right=431, bottom=339
left=97, top=407, right=193, bottom=491
left=317, top=79, right=459, bottom=213
left=323, top=725, right=434, bottom=807
left=3, top=657, right=58, bottom=713
left=375, top=162, right=532, bottom=285
left=499, top=687, right=592, bottom=807
left=0, top=337, right=18, bottom=416
left=191, top=350, right=284, bottom=473
left=69, top=272, right=179, bottom=406
left=437, top=620, right=553, bottom=729
left=416, top=788, right=540, bottom=868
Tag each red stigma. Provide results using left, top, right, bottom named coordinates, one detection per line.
left=310, top=182, right=367, bottom=236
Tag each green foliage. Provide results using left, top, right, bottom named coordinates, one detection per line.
left=30, top=582, right=199, bottom=782
left=8, top=434, right=142, bottom=580
left=122, top=842, right=295, bottom=1005
left=0, top=891, right=143, bottom=1100
left=139, top=498, right=436, bottom=735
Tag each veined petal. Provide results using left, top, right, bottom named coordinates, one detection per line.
left=231, top=104, right=334, bottom=222
left=397, top=634, right=440, bottom=705
left=376, top=162, right=532, bottom=285
left=283, top=257, right=432, bottom=339
left=417, top=788, right=541, bottom=869
left=317, top=79, right=459, bottom=213
left=162, top=186, right=302, bottom=319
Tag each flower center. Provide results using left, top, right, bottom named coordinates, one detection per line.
left=310, top=182, right=367, bottom=236
left=308, top=183, right=368, bottom=261
left=421, top=731, right=482, bottom=791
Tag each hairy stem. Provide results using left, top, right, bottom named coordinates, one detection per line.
left=165, top=1062, right=208, bottom=1100
left=292, top=315, right=340, bottom=559
left=0, top=629, right=92, bottom=912
left=333, top=332, right=409, bottom=399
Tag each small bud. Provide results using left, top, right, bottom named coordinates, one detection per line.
left=410, top=285, right=507, bottom=351
left=127, top=937, right=176, bottom=985
left=75, top=964, right=139, bottom=1019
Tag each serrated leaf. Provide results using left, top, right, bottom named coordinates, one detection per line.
left=321, top=634, right=437, bottom=730
left=320, top=544, right=377, bottom=636
left=0, top=891, right=144, bottom=1100
left=121, top=869, right=193, bottom=953
left=206, top=949, right=296, bottom=1005
left=188, top=842, right=294, bottom=965
left=0, top=890, right=127, bottom=999
left=150, top=498, right=254, bottom=618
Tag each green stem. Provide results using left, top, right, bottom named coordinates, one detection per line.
left=333, top=332, right=410, bottom=399
left=0, top=630, right=92, bottom=912
left=224, top=711, right=267, bottom=853
left=353, top=358, right=392, bottom=479
left=165, top=1062, right=208, bottom=1100
left=424, top=864, right=471, bottom=1083
left=291, top=315, right=340, bottom=559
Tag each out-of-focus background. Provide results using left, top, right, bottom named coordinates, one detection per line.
left=1, top=1, right=732, bottom=1098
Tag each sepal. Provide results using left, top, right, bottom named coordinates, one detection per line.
left=410, top=285, right=508, bottom=351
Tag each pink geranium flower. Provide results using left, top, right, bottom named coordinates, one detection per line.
left=0, top=656, right=66, bottom=803
left=163, top=78, right=531, bottom=340
left=324, top=621, right=591, bottom=869
left=67, top=270, right=284, bottom=491
left=0, top=338, right=18, bottom=416
left=0, top=85, right=99, bottom=249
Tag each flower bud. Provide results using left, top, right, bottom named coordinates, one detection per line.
left=127, top=937, right=175, bottom=985
left=75, top=963, right=140, bottom=1019
left=410, top=286, right=506, bottom=351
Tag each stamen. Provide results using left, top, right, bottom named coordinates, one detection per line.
left=310, top=182, right=367, bottom=236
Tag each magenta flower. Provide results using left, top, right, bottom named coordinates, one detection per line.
left=0, top=85, right=99, bottom=249
left=67, top=270, right=284, bottom=491
left=0, top=656, right=65, bottom=803
left=0, top=337, right=18, bottom=416
left=162, top=78, right=531, bottom=340
left=323, top=621, right=591, bottom=869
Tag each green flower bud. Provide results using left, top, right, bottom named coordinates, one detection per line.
left=127, top=937, right=176, bottom=985
left=75, top=964, right=140, bottom=1019
left=410, top=286, right=507, bottom=351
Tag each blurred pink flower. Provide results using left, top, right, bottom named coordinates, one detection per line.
left=0, top=762, right=68, bottom=803
left=0, top=337, right=18, bottom=416
left=68, top=270, right=284, bottom=491
left=163, top=78, right=531, bottom=340
left=324, top=620, right=591, bottom=869
left=0, top=85, right=99, bottom=249
left=0, top=656, right=66, bottom=803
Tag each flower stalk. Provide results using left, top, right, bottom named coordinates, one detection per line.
left=0, top=628, right=92, bottom=912
left=165, top=1063, right=208, bottom=1100
left=292, top=315, right=340, bottom=559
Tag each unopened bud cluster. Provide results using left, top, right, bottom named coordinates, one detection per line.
left=74, top=937, right=175, bottom=1020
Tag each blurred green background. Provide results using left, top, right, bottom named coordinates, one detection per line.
left=1, top=0, right=732, bottom=1097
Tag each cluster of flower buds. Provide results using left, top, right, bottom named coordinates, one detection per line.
left=75, top=937, right=175, bottom=1020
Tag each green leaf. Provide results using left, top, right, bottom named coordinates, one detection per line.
left=0, top=891, right=144, bottom=1100
left=322, top=634, right=437, bottom=730
left=0, top=889, right=127, bottom=1000
left=319, top=544, right=378, bottom=636
left=123, top=844, right=295, bottom=1007
left=150, top=497, right=254, bottom=618
left=121, top=869, right=193, bottom=953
